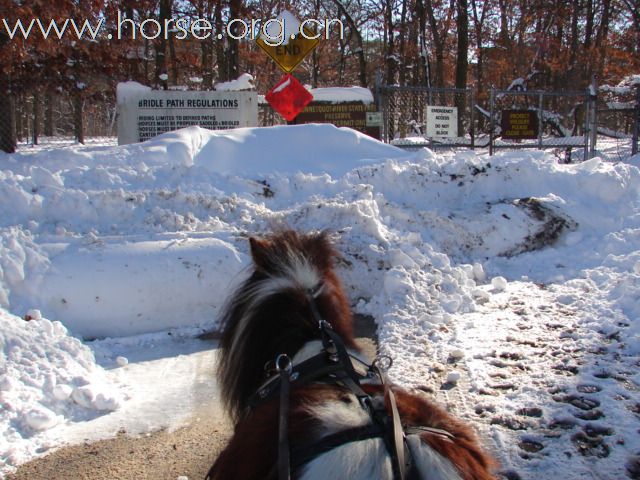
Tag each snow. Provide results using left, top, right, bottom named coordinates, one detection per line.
left=116, top=81, right=151, bottom=105
left=214, top=73, right=254, bottom=92
left=1, top=125, right=640, bottom=479
left=506, top=77, right=526, bottom=92
left=0, top=309, right=121, bottom=466
left=308, top=86, right=374, bottom=104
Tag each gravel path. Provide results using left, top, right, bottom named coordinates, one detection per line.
left=7, top=409, right=231, bottom=480
left=6, top=317, right=378, bottom=480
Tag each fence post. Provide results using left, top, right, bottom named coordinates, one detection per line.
left=375, top=69, right=382, bottom=111
left=489, top=88, right=495, bottom=156
left=633, top=85, right=639, bottom=156
left=583, top=93, right=589, bottom=161
left=588, top=74, right=598, bottom=159
left=538, top=92, right=543, bottom=150
left=470, top=88, right=475, bottom=149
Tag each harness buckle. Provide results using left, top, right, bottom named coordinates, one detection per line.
left=325, top=341, right=339, bottom=363
left=275, top=354, right=293, bottom=375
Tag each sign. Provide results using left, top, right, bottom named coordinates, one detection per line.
left=425, top=106, right=458, bottom=138
left=501, top=109, right=539, bottom=140
left=265, top=74, right=313, bottom=121
left=366, top=112, right=383, bottom=127
left=293, top=102, right=381, bottom=139
left=117, top=90, right=258, bottom=145
left=256, top=11, right=319, bottom=73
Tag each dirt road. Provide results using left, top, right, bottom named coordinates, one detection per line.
left=7, top=317, right=378, bottom=480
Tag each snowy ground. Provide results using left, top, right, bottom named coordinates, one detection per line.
left=1, top=126, right=639, bottom=479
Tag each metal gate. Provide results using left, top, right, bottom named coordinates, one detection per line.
left=488, top=89, right=592, bottom=160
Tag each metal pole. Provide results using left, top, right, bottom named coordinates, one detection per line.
left=489, top=88, right=495, bottom=156
left=583, top=93, right=589, bottom=161
left=538, top=92, right=543, bottom=150
left=588, top=74, right=598, bottom=159
left=470, top=88, right=475, bottom=149
left=633, top=85, right=639, bottom=156
left=375, top=69, right=382, bottom=111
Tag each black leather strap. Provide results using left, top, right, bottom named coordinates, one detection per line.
left=290, top=424, right=386, bottom=471
left=278, top=365, right=291, bottom=480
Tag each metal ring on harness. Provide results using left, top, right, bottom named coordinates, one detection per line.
left=372, top=355, right=394, bottom=372
left=275, top=354, right=293, bottom=374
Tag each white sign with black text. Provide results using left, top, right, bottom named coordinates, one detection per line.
left=117, top=90, right=258, bottom=145
left=425, top=106, right=458, bottom=138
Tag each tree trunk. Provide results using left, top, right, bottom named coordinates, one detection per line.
left=569, top=0, right=579, bottom=65
left=596, top=0, right=612, bottom=74
left=202, top=39, right=213, bottom=89
left=425, top=0, right=445, bottom=88
left=385, top=0, right=396, bottom=85
left=15, top=96, right=23, bottom=143
left=227, top=0, right=241, bottom=81
left=455, top=0, right=469, bottom=135
left=169, top=30, right=178, bottom=85
left=214, top=1, right=227, bottom=82
left=74, top=94, right=84, bottom=144
left=45, top=91, right=54, bottom=136
left=0, top=95, right=16, bottom=153
left=398, top=0, right=408, bottom=86
left=0, top=71, right=16, bottom=152
left=124, top=7, right=141, bottom=82
left=155, top=0, right=171, bottom=87
left=498, top=0, right=510, bottom=46
left=415, top=0, right=431, bottom=86
left=33, top=92, right=40, bottom=145
left=311, top=0, right=320, bottom=88
left=584, top=0, right=594, bottom=49
left=331, top=0, right=368, bottom=87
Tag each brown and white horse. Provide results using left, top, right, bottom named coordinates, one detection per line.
left=208, top=230, right=497, bottom=480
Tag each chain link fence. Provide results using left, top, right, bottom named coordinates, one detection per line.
left=597, top=85, right=640, bottom=157
left=378, top=85, right=475, bottom=148
left=258, top=102, right=286, bottom=127
left=487, top=89, right=591, bottom=160
left=3, top=85, right=638, bottom=157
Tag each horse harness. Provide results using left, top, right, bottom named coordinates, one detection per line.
left=207, top=283, right=455, bottom=480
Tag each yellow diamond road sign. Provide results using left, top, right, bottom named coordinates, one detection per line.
left=257, top=27, right=320, bottom=74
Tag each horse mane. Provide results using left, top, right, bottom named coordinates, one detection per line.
left=217, top=230, right=356, bottom=421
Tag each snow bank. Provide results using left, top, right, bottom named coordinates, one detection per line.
left=2, top=125, right=640, bottom=478
left=35, top=237, right=245, bottom=338
left=0, top=309, right=120, bottom=470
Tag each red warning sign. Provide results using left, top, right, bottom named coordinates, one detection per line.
left=265, top=74, right=313, bottom=122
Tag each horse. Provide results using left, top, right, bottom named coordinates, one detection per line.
left=207, top=230, right=497, bottom=480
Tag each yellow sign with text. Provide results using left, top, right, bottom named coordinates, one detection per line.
left=257, top=28, right=320, bottom=73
